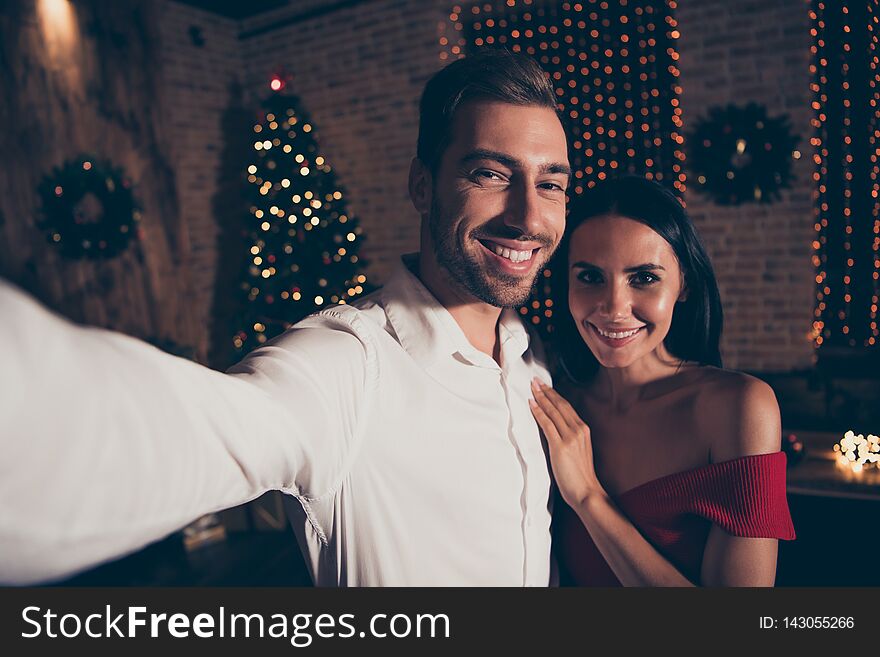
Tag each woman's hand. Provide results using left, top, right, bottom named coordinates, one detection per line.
left=529, top=379, right=605, bottom=509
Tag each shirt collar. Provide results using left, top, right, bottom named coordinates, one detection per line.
left=382, top=254, right=532, bottom=371
left=498, top=307, right=531, bottom=363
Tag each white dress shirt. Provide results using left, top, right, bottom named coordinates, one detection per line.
left=0, top=255, right=553, bottom=586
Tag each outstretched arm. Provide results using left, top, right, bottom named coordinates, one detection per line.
left=529, top=377, right=781, bottom=587
left=0, top=280, right=371, bottom=584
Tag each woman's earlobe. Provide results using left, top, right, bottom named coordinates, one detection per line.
left=677, top=272, right=689, bottom=302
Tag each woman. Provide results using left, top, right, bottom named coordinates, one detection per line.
left=530, top=176, right=795, bottom=586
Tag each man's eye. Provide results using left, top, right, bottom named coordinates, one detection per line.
left=474, top=170, right=503, bottom=181
left=539, top=181, right=566, bottom=192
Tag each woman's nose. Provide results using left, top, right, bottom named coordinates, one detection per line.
left=599, top=282, right=631, bottom=319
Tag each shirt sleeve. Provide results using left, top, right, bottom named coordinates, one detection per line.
left=0, top=280, right=375, bottom=584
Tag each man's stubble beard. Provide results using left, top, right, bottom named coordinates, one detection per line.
left=428, top=196, right=554, bottom=308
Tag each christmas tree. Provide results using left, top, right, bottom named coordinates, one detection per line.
left=229, top=79, right=371, bottom=358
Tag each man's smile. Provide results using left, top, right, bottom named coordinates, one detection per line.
left=476, top=238, right=542, bottom=273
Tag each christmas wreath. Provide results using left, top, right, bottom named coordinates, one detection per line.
left=687, top=103, right=799, bottom=205
left=37, top=155, right=141, bottom=259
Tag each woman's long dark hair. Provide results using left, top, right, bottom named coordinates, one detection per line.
left=551, top=175, right=723, bottom=383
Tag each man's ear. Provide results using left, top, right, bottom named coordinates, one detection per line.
left=408, top=157, right=432, bottom=215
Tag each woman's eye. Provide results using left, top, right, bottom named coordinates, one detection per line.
left=632, top=271, right=660, bottom=286
left=576, top=270, right=603, bottom=285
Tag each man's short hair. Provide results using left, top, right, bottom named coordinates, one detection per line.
left=416, top=49, right=559, bottom=172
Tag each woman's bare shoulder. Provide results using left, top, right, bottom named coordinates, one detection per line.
left=691, top=368, right=782, bottom=463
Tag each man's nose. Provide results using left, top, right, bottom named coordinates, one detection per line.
left=503, top=181, right=545, bottom=237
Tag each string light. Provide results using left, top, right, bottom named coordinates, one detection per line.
left=842, top=5, right=853, bottom=344
left=870, top=0, right=880, bottom=346
left=441, top=0, right=683, bottom=331
left=811, top=0, right=826, bottom=349
left=811, top=1, right=876, bottom=349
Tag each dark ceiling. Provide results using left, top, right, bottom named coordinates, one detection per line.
left=170, top=0, right=291, bottom=20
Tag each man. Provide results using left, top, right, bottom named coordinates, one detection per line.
left=0, top=49, right=571, bottom=586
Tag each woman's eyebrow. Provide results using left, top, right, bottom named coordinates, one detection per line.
left=624, top=263, right=666, bottom=272
left=570, top=261, right=666, bottom=272
left=571, top=260, right=599, bottom=270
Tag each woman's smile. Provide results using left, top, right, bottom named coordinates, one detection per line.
left=586, top=322, right=648, bottom=348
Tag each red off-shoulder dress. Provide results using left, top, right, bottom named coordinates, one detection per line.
left=555, top=451, right=796, bottom=586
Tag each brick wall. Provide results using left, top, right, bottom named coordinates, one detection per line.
left=157, top=0, right=819, bottom=372
left=238, top=0, right=452, bottom=286
left=676, top=0, right=816, bottom=371
left=0, top=0, right=206, bottom=359
left=158, top=1, right=243, bottom=360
